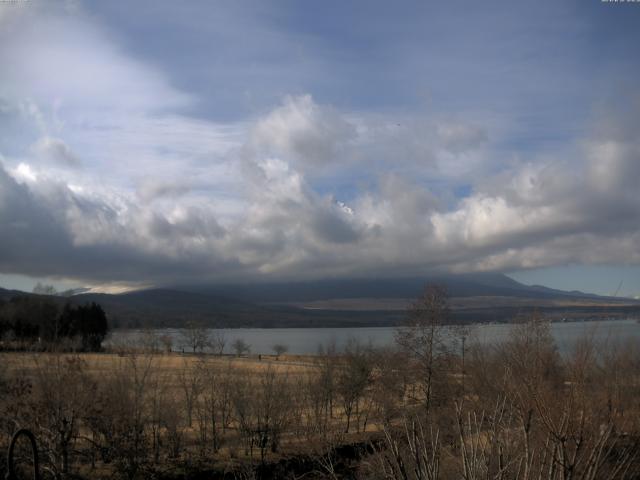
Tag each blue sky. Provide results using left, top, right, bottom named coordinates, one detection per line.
left=0, top=0, right=639, bottom=296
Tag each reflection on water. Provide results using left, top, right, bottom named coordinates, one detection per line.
left=107, top=319, right=640, bottom=355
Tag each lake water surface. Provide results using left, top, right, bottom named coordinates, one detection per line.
left=108, top=319, right=640, bottom=355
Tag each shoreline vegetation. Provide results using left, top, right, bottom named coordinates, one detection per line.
left=1, top=287, right=640, bottom=479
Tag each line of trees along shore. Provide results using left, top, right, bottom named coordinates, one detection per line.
left=0, top=286, right=639, bottom=479
left=0, top=295, right=109, bottom=351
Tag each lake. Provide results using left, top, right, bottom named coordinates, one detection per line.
left=107, top=319, right=640, bottom=355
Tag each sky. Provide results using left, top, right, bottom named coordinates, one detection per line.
left=1, top=0, right=639, bottom=297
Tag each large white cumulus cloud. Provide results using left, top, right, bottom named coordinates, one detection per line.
left=2, top=108, right=640, bottom=287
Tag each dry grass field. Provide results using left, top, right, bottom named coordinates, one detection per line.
left=0, top=347, right=387, bottom=478
left=2, top=314, right=640, bottom=479
left=1, top=350, right=318, bottom=377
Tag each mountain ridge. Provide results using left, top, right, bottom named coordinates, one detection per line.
left=1, top=273, right=638, bottom=328
left=177, top=272, right=619, bottom=303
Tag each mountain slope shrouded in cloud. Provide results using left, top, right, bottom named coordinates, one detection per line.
left=183, top=272, right=582, bottom=303
left=2, top=273, right=638, bottom=328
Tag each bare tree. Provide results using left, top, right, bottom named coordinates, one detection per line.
left=321, top=344, right=337, bottom=417
left=158, top=334, right=173, bottom=353
left=376, top=417, right=441, bottom=480
left=211, top=330, right=227, bottom=355
left=395, top=284, right=450, bottom=414
left=304, top=371, right=332, bottom=437
left=337, top=340, right=373, bottom=433
left=162, top=396, right=185, bottom=459
left=452, top=323, right=473, bottom=397
left=30, top=355, right=93, bottom=476
left=272, top=343, right=288, bottom=359
left=178, top=358, right=203, bottom=428
left=197, top=360, right=228, bottom=453
left=140, top=328, right=160, bottom=353
left=230, top=371, right=255, bottom=458
left=232, top=338, right=251, bottom=357
left=231, top=367, right=293, bottom=464
left=85, top=353, right=155, bottom=480
left=181, top=321, right=211, bottom=354
left=371, top=347, right=407, bottom=427
left=147, top=368, right=169, bottom=464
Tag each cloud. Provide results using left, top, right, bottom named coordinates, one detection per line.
left=1, top=2, right=640, bottom=289
left=436, top=123, right=488, bottom=154
left=31, top=136, right=81, bottom=167
left=249, top=95, right=357, bottom=170
left=2, top=93, right=640, bottom=287
left=427, top=128, right=640, bottom=272
left=136, top=179, right=194, bottom=203
left=0, top=3, right=190, bottom=114
left=310, top=201, right=361, bottom=244
left=0, top=159, right=237, bottom=284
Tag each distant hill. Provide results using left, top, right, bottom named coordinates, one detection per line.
left=1, top=273, right=639, bottom=328
left=70, top=288, right=405, bottom=328
left=0, top=287, right=27, bottom=301
left=73, top=289, right=273, bottom=328
left=181, top=272, right=614, bottom=303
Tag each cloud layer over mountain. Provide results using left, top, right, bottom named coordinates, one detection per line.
left=1, top=1, right=639, bottom=291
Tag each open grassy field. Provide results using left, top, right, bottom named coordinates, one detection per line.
left=1, top=348, right=386, bottom=478
left=2, top=317, right=640, bottom=479
left=1, top=350, right=319, bottom=376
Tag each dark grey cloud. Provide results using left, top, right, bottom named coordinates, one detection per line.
left=310, top=205, right=360, bottom=244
